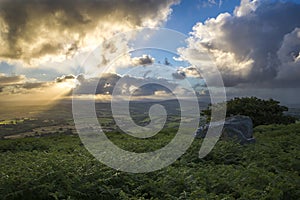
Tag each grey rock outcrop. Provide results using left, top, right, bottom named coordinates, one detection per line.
left=195, top=115, right=255, bottom=144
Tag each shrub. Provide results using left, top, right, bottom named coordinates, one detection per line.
left=202, top=97, right=296, bottom=126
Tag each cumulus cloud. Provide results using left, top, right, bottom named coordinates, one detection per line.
left=0, top=71, right=207, bottom=102
left=234, top=0, right=259, bottom=16
left=172, top=70, right=186, bottom=80
left=172, top=66, right=202, bottom=80
left=55, top=74, right=76, bottom=83
left=200, top=0, right=223, bottom=8
left=0, top=74, right=50, bottom=95
left=0, top=0, right=178, bottom=65
left=184, top=66, right=203, bottom=78
left=0, top=73, right=26, bottom=85
left=0, top=74, right=52, bottom=95
left=276, top=28, right=300, bottom=84
left=0, top=73, right=79, bottom=95
left=131, top=55, right=155, bottom=66
left=75, top=73, right=176, bottom=97
left=179, top=0, right=300, bottom=87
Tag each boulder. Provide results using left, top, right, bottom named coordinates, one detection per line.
left=195, top=115, right=255, bottom=144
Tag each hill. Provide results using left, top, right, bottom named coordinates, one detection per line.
left=0, top=123, right=299, bottom=199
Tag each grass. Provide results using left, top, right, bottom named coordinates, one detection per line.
left=0, top=123, right=299, bottom=199
left=0, top=119, right=24, bottom=125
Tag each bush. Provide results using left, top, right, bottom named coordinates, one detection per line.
left=202, top=97, right=296, bottom=126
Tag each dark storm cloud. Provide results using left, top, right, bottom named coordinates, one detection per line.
left=0, top=73, right=68, bottom=94
left=182, top=66, right=202, bottom=78
left=172, top=71, right=186, bottom=80
left=75, top=73, right=176, bottom=96
left=0, top=0, right=178, bottom=63
left=172, top=66, right=202, bottom=80
left=182, top=0, right=300, bottom=87
left=131, top=83, right=173, bottom=96
left=102, top=40, right=118, bottom=54
left=0, top=73, right=25, bottom=85
left=55, top=74, right=76, bottom=83
left=132, top=55, right=155, bottom=66
left=22, top=82, right=48, bottom=90
left=0, top=80, right=49, bottom=94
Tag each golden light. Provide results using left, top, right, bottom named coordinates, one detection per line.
left=56, top=79, right=77, bottom=90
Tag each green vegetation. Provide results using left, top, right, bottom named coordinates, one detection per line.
left=0, top=119, right=25, bottom=125
left=0, top=123, right=299, bottom=199
left=202, top=97, right=297, bottom=126
left=0, top=118, right=67, bottom=138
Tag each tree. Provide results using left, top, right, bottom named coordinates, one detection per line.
left=202, top=97, right=296, bottom=126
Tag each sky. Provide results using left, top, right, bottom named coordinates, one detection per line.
left=0, top=0, right=300, bottom=106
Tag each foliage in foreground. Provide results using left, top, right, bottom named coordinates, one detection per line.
left=202, top=97, right=297, bottom=126
left=0, top=124, right=299, bottom=200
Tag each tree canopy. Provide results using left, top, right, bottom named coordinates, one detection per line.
left=202, top=97, right=296, bottom=126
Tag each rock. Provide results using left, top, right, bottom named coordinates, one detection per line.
left=195, top=115, right=255, bottom=144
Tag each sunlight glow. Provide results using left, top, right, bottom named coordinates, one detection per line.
left=56, top=80, right=77, bottom=90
